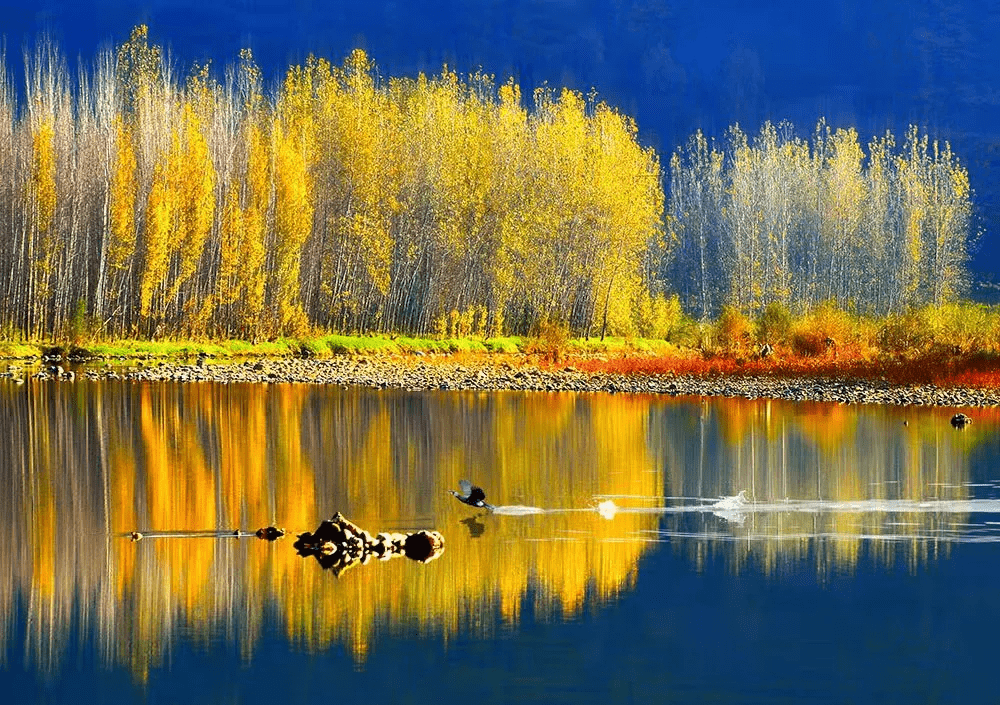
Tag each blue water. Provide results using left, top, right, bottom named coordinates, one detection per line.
left=0, top=381, right=997, bottom=704
left=7, top=545, right=997, bottom=704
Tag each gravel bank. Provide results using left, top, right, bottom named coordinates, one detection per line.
left=64, top=356, right=1000, bottom=407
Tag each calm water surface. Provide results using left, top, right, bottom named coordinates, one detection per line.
left=1, top=380, right=998, bottom=704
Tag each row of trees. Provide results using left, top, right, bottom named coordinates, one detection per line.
left=665, top=120, right=973, bottom=318
left=0, top=28, right=977, bottom=341
left=0, top=27, right=664, bottom=340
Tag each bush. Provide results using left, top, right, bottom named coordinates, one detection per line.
left=756, top=301, right=793, bottom=345
left=714, top=306, right=752, bottom=352
left=484, top=337, right=521, bottom=354
left=874, top=304, right=1000, bottom=355
left=528, top=318, right=570, bottom=362
left=790, top=301, right=855, bottom=356
left=876, top=313, right=932, bottom=353
left=791, top=330, right=829, bottom=356
left=67, top=299, right=91, bottom=345
left=664, top=315, right=705, bottom=348
left=932, top=303, right=990, bottom=352
left=635, top=292, right=684, bottom=340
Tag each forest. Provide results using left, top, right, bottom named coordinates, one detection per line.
left=665, top=121, right=972, bottom=319
left=0, top=27, right=662, bottom=341
left=0, top=27, right=975, bottom=342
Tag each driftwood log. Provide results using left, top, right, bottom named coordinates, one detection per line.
left=294, top=512, right=445, bottom=576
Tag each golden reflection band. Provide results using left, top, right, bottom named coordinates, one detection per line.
left=0, top=383, right=659, bottom=678
left=0, top=382, right=986, bottom=680
left=656, top=399, right=979, bottom=575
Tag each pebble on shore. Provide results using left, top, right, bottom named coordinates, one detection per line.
left=98, top=356, right=1000, bottom=408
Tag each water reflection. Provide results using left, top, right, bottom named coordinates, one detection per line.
left=0, top=381, right=995, bottom=681
left=648, top=399, right=992, bottom=576
left=0, top=382, right=661, bottom=678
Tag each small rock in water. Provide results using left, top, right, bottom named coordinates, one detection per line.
left=950, top=413, right=973, bottom=429
left=41, top=346, right=65, bottom=362
left=402, top=531, right=446, bottom=563
left=255, top=526, right=286, bottom=541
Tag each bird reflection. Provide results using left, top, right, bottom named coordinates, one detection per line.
left=460, top=515, right=486, bottom=538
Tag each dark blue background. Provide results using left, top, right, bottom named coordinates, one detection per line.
left=4, top=1, right=999, bottom=289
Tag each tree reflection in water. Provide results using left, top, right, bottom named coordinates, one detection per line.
left=0, top=380, right=990, bottom=679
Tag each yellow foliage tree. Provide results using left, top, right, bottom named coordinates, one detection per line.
left=272, top=113, right=313, bottom=334
left=140, top=162, right=173, bottom=320
left=31, top=115, right=58, bottom=283
left=3, top=34, right=677, bottom=339
left=169, top=101, right=216, bottom=300
left=109, top=117, right=138, bottom=271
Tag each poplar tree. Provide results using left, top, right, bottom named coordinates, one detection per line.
left=667, top=119, right=973, bottom=317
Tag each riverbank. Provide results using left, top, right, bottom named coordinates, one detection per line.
left=4, top=334, right=1000, bottom=407
left=62, top=356, right=1000, bottom=407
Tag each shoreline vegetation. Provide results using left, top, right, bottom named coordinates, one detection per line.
left=5, top=342, right=998, bottom=407
left=6, top=298, right=1000, bottom=406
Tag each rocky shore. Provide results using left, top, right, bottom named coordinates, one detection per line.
left=64, top=356, right=1000, bottom=407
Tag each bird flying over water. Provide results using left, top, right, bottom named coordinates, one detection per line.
left=449, top=479, right=494, bottom=510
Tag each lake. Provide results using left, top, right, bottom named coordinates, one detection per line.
left=1, top=379, right=998, bottom=704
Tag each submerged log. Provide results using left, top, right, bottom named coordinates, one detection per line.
left=294, top=512, right=445, bottom=575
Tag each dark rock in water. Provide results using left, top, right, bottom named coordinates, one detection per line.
left=297, top=512, right=363, bottom=547
left=67, top=346, right=94, bottom=362
left=255, top=526, right=286, bottom=541
left=295, top=513, right=444, bottom=574
left=41, top=346, right=65, bottom=361
left=403, top=531, right=446, bottom=562
left=951, top=413, right=973, bottom=429
left=45, top=364, right=75, bottom=382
